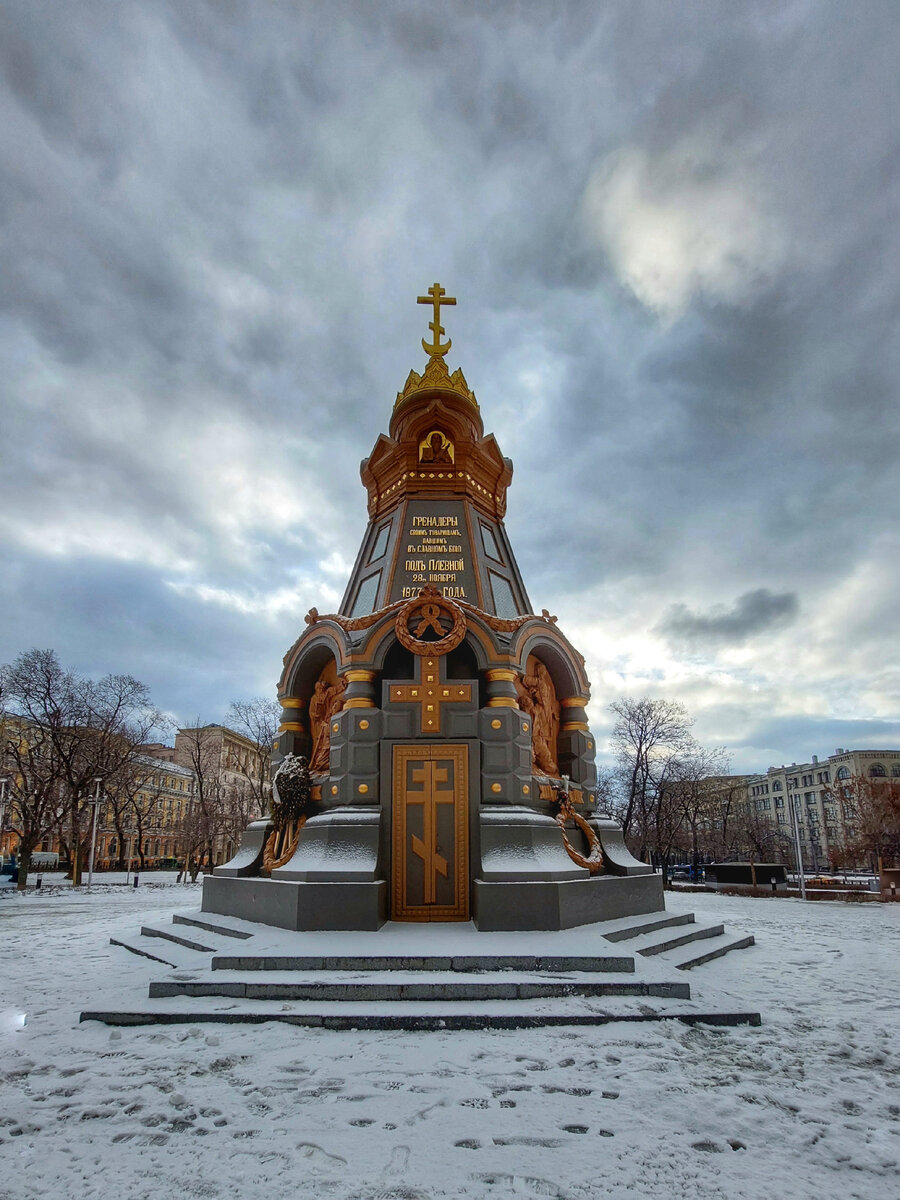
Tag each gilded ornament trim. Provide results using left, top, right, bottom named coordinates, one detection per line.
left=394, top=587, right=467, bottom=657
left=262, top=819, right=306, bottom=873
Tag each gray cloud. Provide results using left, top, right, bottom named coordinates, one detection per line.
left=657, top=589, right=799, bottom=649
left=0, top=1, right=898, bottom=768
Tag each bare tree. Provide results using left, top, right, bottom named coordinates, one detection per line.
left=176, top=723, right=228, bottom=875
left=0, top=711, right=65, bottom=891
left=0, top=649, right=167, bottom=886
left=226, top=697, right=279, bottom=815
left=663, top=748, right=730, bottom=879
left=609, top=697, right=694, bottom=848
left=823, top=774, right=900, bottom=871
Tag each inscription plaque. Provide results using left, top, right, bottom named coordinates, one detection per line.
left=390, top=500, right=479, bottom=604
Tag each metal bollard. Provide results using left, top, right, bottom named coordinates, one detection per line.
left=133, top=874, right=139, bottom=888
left=35, top=875, right=42, bottom=890
left=771, top=877, right=777, bottom=893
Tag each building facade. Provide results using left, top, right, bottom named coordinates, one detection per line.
left=747, top=749, right=900, bottom=871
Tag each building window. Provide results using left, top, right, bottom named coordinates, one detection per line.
left=869, top=764, right=886, bottom=778
left=489, top=572, right=518, bottom=619
left=892, top=765, right=900, bottom=778
left=836, top=767, right=850, bottom=781
left=369, top=524, right=390, bottom=563
left=480, top=523, right=503, bottom=563
left=350, top=572, right=381, bottom=617
left=772, top=780, right=782, bottom=792
left=774, top=797, right=784, bottom=809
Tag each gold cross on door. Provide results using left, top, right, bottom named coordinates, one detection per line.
left=392, top=744, right=469, bottom=921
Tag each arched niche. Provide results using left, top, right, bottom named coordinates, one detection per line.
left=283, top=636, right=342, bottom=706
left=513, top=631, right=586, bottom=702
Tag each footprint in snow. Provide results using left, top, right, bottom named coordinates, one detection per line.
left=112, top=1132, right=169, bottom=1146
left=494, top=1136, right=565, bottom=1148
left=476, top=1173, right=569, bottom=1198
left=383, top=1144, right=410, bottom=1176
left=297, top=1142, right=347, bottom=1170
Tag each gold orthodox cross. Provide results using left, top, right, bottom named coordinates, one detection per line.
left=407, top=760, right=454, bottom=903
left=389, top=657, right=472, bottom=733
left=418, top=282, right=456, bottom=357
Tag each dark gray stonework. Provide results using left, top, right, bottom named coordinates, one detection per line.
left=206, top=291, right=669, bottom=934
left=212, top=818, right=273, bottom=878
left=473, top=872, right=665, bottom=932
left=202, top=875, right=388, bottom=931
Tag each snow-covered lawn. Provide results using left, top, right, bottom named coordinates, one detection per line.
left=1, top=886, right=898, bottom=1200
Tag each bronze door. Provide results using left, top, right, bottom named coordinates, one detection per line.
left=391, top=744, right=469, bottom=921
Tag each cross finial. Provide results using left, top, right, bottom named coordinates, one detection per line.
left=417, top=282, right=456, bottom=358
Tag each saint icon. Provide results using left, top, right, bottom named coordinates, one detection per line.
left=419, top=430, right=454, bottom=464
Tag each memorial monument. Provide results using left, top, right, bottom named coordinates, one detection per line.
left=203, top=285, right=661, bottom=931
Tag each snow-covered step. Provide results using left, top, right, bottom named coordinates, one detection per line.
left=599, top=911, right=695, bottom=942
left=147, top=970, right=692, bottom=1002
left=81, top=993, right=761, bottom=1030
left=172, top=912, right=254, bottom=939
left=633, top=923, right=725, bottom=957
left=140, top=922, right=222, bottom=953
left=109, top=933, right=205, bottom=970
left=669, top=933, right=756, bottom=971
left=209, top=951, right=636, bottom=973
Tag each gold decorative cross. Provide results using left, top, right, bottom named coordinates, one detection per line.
left=417, top=282, right=456, bottom=357
left=390, top=657, right=472, bottom=733
left=408, top=760, right=453, bottom=903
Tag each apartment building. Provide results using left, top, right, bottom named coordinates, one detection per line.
left=747, top=748, right=900, bottom=870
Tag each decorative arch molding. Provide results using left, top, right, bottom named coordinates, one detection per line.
left=280, top=627, right=351, bottom=700
left=510, top=625, right=590, bottom=700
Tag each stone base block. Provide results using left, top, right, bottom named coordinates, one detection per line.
left=201, top=874, right=387, bottom=931
left=479, top=805, right=587, bottom=882
left=213, top=818, right=274, bottom=878
left=590, top=818, right=654, bottom=876
left=473, top=871, right=664, bottom=931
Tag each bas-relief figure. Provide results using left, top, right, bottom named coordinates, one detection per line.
left=309, top=675, right=347, bottom=774
left=516, top=660, right=560, bottom=776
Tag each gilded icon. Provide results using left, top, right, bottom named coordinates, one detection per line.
left=418, top=430, right=454, bottom=465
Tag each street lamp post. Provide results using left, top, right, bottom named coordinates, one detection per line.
left=788, top=789, right=807, bottom=900
left=87, top=778, right=103, bottom=888
left=0, top=778, right=9, bottom=868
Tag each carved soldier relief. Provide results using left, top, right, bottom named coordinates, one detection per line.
left=515, top=655, right=560, bottom=776
left=308, top=661, right=346, bottom=774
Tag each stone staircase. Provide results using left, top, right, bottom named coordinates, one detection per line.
left=86, top=908, right=758, bottom=1030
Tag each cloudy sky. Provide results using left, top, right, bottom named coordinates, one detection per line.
left=1, top=1, right=898, bottom=772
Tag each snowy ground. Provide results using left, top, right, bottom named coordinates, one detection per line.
left=1, top=886, right=898, bottom=1200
